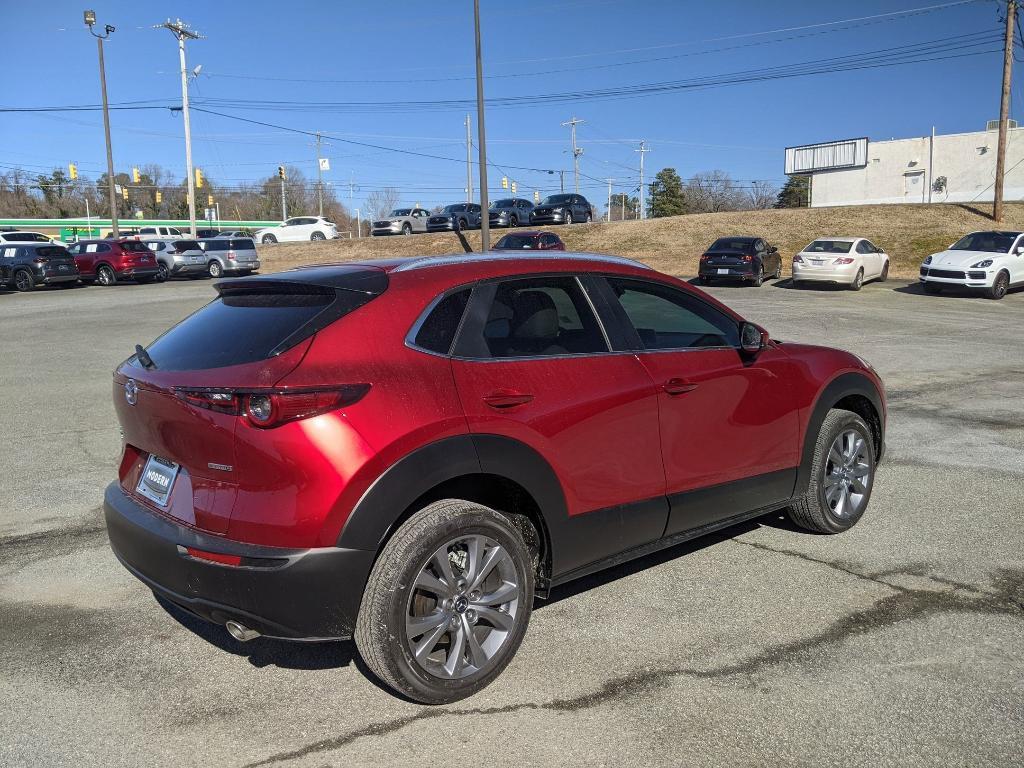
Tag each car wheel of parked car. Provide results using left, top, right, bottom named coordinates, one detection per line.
left=787, top=408, right=875, bottom=534
left=879, top=261, right=889, bottom=282
left=311, top=231, right=326, bottom=241
left=987, top=270, right=1010, bottom=300
left=585, top=211, right=592, bottom=223
left=752, top=265, right=764, bottom=287
left=509, top=215, right=519, bottom=227
left=774, top=261, right=783, bottom=280
left=13, top=269, right=34, bottom=292
left=923, top=282, right=942, bottom=294
left=355, top=499, right=535, bottom=705
left=156, top=262, right=170, bottom=282
left=402, top=223, right=412, bottom=235
left=850, top=269, right=864, bottom=291
left=562, top=208, right=572, bottom=224
left=698, top=276, right=712, bottom=286
left=262, top=234, right=277, bottom=244
left=96, top=265, right=116, bottom=286
left=208, top=260, right=224, bottom=278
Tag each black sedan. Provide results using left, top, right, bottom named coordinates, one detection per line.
left=1, top=242, right=80, bottom=292
left=698, top=236, right=783, bottom=287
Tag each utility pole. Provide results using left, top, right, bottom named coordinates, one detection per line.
left=315, top=131, right=324, bottom=217
left=559, top=169, right=565, bottom=193
left=465, top=114, right=473, bottom=204
left=605, top=178, right=615, bottom=221
left=994, top=0, right=1016, bottom=222
left=157, top=19, right=201, bottom=236
left=473, top=0, right=491, bottom=251
left=281, top=176, right=287, bottom=220
left=635, top=140, right=651, bottom=220
left=562, top=116, right=585, bottom=193
left=85, top=11, right=119, bottom=238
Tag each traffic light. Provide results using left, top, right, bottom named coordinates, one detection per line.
left=155, top=191, right=163, bottom=204
left=511, top=181, right=517, bottom=194
left=534, top=190, right=540, bottom=203
left=501, top=176, right=508, bottom=189
left=207, top=194, right=214, bottom=206
left=68, top=163, right=78, bottom=180
left=277, top=165, right=286, bottom=180
left=132, top=167, right=141, bottom=184
left=122, top=186, right=129, bottom=201
left=194, top=168, right=204, bottom=188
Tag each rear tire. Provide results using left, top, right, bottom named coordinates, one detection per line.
left=698, top=276, right=712, bottom=286
left=987, top=270, right=1010, bottom=300
left=752, top=265, right=764, bottom=287
left=156, top=262, right=170, bottom=282
left=13, top=269, right=34, bottom=292
left=787, top=409, right=875, bottom=534
left=355, top=499, right=535, bottom=705
left=208, top=260, right=224, bottom=278
left=849, top=269, right=864, bottom=291
left=311, top=231, right=326, bottom=241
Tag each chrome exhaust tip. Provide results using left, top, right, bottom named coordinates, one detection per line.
left=225, top=620, right=261, bottom=642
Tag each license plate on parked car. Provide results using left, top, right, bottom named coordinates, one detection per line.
left=136, top=454, right=180, bottom=507
left=717, top=268, right=729, bottom=275
left=811, top=259, right=824, bottom=266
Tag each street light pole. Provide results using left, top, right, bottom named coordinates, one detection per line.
left=994, top=0, right=1016, bottom=222
left=85, top=11, right=119, bottom=238
left=473, top=0, right=490, bottom=251
left=157, top=19, right=202, bottom=237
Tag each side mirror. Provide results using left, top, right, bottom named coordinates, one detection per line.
left=1016, top=246, right=1024, bottom=255
left=768, top=245, right=778, bottom=254
left=739, top=322, right=767, bottom=355
left=875, top=246, right=884, bottom=253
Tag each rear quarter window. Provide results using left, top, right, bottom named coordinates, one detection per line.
left=413, top=289, right=471, bottom=355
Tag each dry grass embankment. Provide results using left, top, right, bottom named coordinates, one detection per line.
left=256, top=202, right=1024, bottom=279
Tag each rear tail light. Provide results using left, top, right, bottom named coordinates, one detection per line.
left=33, top=257, right=49, bottom=264
left=175, top=385, right=370, bottom=428
left=742, top=254, right=753, bottom=262
left=700, top=254, right=710, bottom=262
left=833, top=257, right=855, bottom=264
left=793, top=255, right=804, bottom=263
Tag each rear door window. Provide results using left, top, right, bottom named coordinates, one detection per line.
left=230, top=239, right=255, bottom=250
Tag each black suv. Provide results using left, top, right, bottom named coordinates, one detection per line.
left=427, top=204, right=483, bottom=232
left=0, top=242, right=80, bottom=292
left=530, top=193, right=593, bottom=225
left=699, top=236, right=783, bottom=287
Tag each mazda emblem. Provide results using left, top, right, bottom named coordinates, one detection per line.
left=125, top=379, right=138, bottom=406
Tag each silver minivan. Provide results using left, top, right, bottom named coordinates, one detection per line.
left=143, top=239, right=208, bottom=281
left=196, top=237, right=260, bottom=277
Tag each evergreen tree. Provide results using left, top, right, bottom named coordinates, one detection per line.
left=775, top=175, right=810, bottom=208
left=647, top=168, right=687, bottom=218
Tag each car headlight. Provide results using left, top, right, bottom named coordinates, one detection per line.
left=922, top=255, right=932, bottom=265
left=970, top=259, right=993, bottom=268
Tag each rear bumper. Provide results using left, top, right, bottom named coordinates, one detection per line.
left=224, top=259, right=259, bottom=273
left=699, top=264, right=756, bottom=279
left=119, top=267, right=161, bottom=280
left=792, top=264, right=857, bottom=283
left=104, top=482, right=374, bottom=640
left=169, top=262, right=208, bottom=275
left=41, top=273, right=80, bottom=284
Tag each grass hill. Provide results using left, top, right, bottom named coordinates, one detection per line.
left=257, top=202, right=1024, bottom=279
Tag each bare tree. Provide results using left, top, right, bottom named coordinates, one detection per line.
left=745, top=181, right=779, bottom=210
left=683, top=170, right=746, bottom=213
left=365, top=187, right=401, bottom=220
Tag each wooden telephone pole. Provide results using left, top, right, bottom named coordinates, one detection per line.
left=994, top=0, right=1016, bottom=222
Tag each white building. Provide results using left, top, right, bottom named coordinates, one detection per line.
left=785, top=126, right=1024, bottom=207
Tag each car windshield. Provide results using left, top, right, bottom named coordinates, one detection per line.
left=540, top=194, right=573, bottom=206
left=490, top=199, right=516, bottom=209
left=495, top=235, right=540, bottom=249
left=709, top=238, right=755, bottom=251
left=803, top=240, right=853, bottom=254
left=4, top=232, right=50, bottom=242
left=950, top=232, right=1020, bottom=253
left=442, top=205, right=463, bottom=213
left=390, top=209, right=412, bottom=217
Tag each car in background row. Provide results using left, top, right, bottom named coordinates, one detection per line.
left=0, top=230, right=62, bottom=246
left=492, top=231, right=565, bottom=251
left=214, top=230, right=255, bottom=239
left=489, top=198, right=534, bottom=228
left=138, top=225, right=187, bottom=240
left=427, top=203, right=483, bottom=232
left=196, top=238, right=260, bottom=277
left=792, top=237, right=889, bottom=291
left=143, top=240, right=209, bottom=281
left=698, top=236, right=783, bottom=287
left=920, top=230, right=1023, bottom=300
left=255, top=216, right=338, bottom=244
left=372, top=208, right=431, bottom=236
left=1, top=242, right=80, bottom=291
left=66, top=239, right=161, bottom=285
left=530, top=194, right=593, bottom=225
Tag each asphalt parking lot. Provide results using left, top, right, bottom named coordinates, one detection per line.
left=1, top=276, right=1022, bottom=767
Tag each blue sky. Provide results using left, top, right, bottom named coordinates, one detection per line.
left=0, top=0, right=1012, bottom=214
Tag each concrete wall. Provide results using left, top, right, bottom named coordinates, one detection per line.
left=807, top=127, right=1024, bottom=207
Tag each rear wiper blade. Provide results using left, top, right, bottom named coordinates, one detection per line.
left=135, top=344, right=157, bottom=370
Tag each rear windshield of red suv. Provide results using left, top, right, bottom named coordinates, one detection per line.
left=142, top=284, right=377, bottom=370
left=121, top=241, right=151, bottom=253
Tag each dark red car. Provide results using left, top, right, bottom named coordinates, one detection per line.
left=104, top=252, right=886, bottom=703
left=66, top=239, right=161, bottom=285
left=493, top=231, right=565, bottom=251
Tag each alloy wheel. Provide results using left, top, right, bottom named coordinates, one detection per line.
left=157, top=263, right=169, bottom=282
left=991, top=272, right=1009, bottom=299
left=14, top=270, right=33, bottom=292
left=823, top=429, right=872, bottom=519
left=208, top=261, right=223, bottom=278
left=97, top=266, right=114, bottom=286
left=311, top=231, right=326, bottom=241
left=405, top=534, right=521, bottom=680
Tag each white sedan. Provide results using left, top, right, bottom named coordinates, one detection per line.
left=254, top=216, right=338, bottom=244
left=792, top=237, right=889, bottom=291
left=920, top=230, right=1023, bottom=300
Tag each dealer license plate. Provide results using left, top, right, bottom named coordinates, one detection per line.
left=136, top=454, right=180, bottom=507
left=717, top=268, right=729, bottom=275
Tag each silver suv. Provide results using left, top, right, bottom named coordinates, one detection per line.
left=143, top=239, right=208, bottom=281
left=372, top=208, right=431, bottom=236
left=196, top=237, right=260, bottom=277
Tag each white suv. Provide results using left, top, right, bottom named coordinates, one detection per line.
left=254, top=216, right=337, bottom=244
left=920, top=230, right=1024, bottom=300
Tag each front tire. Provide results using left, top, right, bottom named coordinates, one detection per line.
left=562, top=208, right=572, bottom=224
left=262, top=234, right=277, bottom=244
left=879, top=260, right=889, bottom=282
left=355, top=499, right=535, bottom=704
left=987, top=270, right=1010, bottom=300
left=402, top=223, right=412, bottom=235
left=787, top=409, right=875, bottom=534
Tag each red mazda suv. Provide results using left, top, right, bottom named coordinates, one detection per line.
left=105, top=252, right=886, bottom=703
left=67, top=239, right=161, bottom=285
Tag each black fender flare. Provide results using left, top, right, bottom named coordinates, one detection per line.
left=795, top=371, right=885, bottom=496
left=336, top=435, right=568, bottom=565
